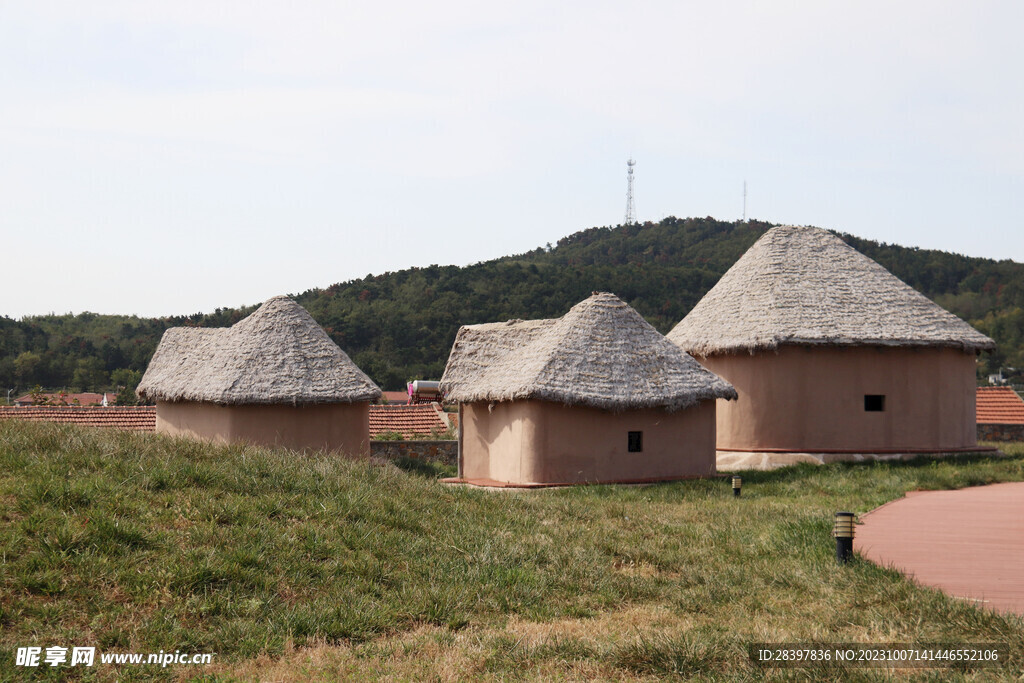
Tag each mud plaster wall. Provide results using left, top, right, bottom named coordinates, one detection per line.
left=460, top=399, right=716, bottom=485
left=155, top=400, right=370, bottom=456
left=699, top=346, right=978, bottom=452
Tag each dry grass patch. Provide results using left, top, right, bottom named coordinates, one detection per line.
left=210, top=609, right=689, bottom=682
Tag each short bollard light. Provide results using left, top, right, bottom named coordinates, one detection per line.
left=731, top=475, right=742, bottom=497
left=833, top=511, right=855, bottom=564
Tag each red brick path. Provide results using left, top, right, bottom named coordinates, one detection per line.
left=857, top=482, right=1024, bottom=616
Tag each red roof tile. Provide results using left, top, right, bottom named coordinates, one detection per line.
left=0, top=406, right=156, bottom=431
left=976, top=387, right=1024, bottom=425
left=13, top=392, right=116, bottom=406
left=1, top=405, right=457, bottom=438
left=369, top=403, right=450, bottom=439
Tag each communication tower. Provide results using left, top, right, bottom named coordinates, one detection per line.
left=624, top=158, right=636, bottom=224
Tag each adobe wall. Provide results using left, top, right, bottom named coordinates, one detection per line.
left=155, top=401, right=370, bottom=456
left=461, top=399, right=716, bottom=485
left=699, top=346, right=978, bottom=452
left=156, top=401, right=233, bottom=444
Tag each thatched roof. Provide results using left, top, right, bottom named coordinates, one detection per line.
left=137, top=296, right=381, bottom=405
left=668, top=225, right=996, bottom=356
left=440, top=292, right=736, bottom=411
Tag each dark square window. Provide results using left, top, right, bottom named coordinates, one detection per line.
left=864, top=395, right=886, bottom=412
left=628, top=431, right=643, bottom=452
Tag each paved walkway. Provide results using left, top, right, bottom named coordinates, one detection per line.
left=857, top=482, right=1024, bottom=616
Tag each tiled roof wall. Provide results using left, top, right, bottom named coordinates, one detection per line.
left=976, top=387, right=1024, bottom=425
left=0, top=406, right=156, bottom=431
left=2, top=404, right=455, bottom=438
left=369, top=403, right=449, bottom=439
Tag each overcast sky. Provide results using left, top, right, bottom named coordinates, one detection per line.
left=2, top=1, right=1022, bottom=318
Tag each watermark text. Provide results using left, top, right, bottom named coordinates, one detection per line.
left=16, top=646, right=214, bottom=668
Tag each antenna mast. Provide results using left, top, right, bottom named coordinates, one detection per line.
left=624, top=158, right=636, bottom=224
left=743, top=180, right=747, bottom=222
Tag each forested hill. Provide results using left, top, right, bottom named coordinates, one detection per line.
left=3, top=217, right=1023, bottom=395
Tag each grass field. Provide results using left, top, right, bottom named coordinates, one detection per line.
left=1, top=420, right=1023, bottom=681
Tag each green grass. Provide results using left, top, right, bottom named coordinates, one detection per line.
left=1, top=422, right=1023, bottom=681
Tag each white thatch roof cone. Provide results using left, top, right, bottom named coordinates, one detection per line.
left=137, top=296, right=381, bottom=405
left=440, top=292, right=736, bottom=412
left=668, top=225, right=996, bottom=356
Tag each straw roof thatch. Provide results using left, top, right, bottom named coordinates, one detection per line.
left=137, top=296, right=381, bottom=405
left=440, top=292, right=736, bottom=412
left=668, top=225, right=996, bottom=356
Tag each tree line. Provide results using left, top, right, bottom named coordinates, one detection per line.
left=2, top=217, right=1022, bottom=399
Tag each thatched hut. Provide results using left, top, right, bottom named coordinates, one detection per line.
left=440, top=292, right=737, bottom=486
left=668, top=225, right=995, bottom=464
left=137, top=296, right=381, bottom=454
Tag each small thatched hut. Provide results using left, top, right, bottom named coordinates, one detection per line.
left=137, top=296, right=381, bottom=454
left=440, top=292, right=737, bottom=486
left=668, top=225, right=995, bottom=463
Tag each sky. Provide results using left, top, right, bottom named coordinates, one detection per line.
left=1, top=1, right=1022, bottom=319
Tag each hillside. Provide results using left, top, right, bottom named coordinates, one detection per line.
left=2, top=217, right=1023, bottom=393
left=2, top=420, right=1022, bottom=679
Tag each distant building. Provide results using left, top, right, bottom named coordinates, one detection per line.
left=976, top=386, right=1024, bottom=441
left=369, top=403, right=449, bottom=439
left=137, top=296, right=381, bottom=454
left=669, top=225, right=996, bottom=467
left=12, top=392, right=116, bottom=407
left=441, top=292, right=736, bottom=486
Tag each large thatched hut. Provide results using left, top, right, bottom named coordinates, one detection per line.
left=668, top=225, right=995, bottom=465
left=137, top=296, right=381, bottom=454
left=440, top=292, right=737, bottom=486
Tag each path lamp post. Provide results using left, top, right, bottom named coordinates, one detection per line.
left=731, top=475, right=742, bottom=497
left=834, top=511, right=855, bottom=564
